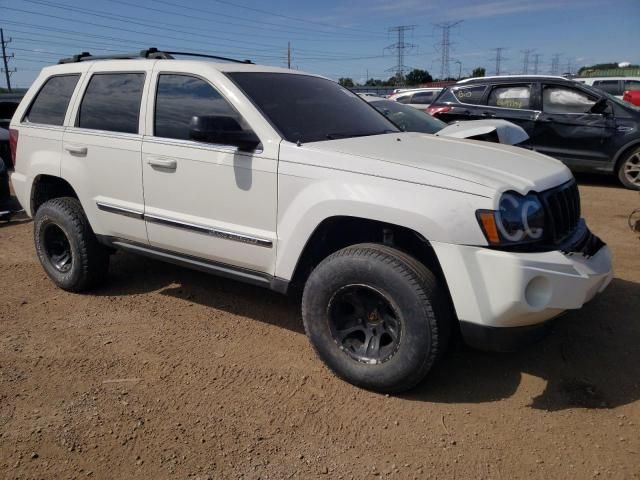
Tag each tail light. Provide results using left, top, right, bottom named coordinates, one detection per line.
left=426, top=106, right=452, bottom=117
left=9, top=128, right=18, bottom=169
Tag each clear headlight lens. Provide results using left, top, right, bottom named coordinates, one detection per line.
left=477, top=192, right=545, bottom=245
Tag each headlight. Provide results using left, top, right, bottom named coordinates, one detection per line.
left=476, top=191, right=545, bottom=245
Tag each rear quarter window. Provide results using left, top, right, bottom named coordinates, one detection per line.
left=451, top=85, right=486, bottom=105
left=77, top=73, right=145, bottom=134
left=24, top=74, right=80, bottom=126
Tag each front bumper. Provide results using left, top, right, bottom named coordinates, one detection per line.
left=431, top=237, right=612, bottom=346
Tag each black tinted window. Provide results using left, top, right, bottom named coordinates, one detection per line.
left=451, top=85, right=486, bottom=105
left=396, top=95, right=412, bottom=104
left=78, top=73, right=145, bottom=134
left=488, top=85, right=531, bottom=109
left=228, top=72, right=397, bottom=143
left=25, top=75, right=79, bottom=125
left=593, top=80, right=622, bottom=96
left=155, top=74, right=242, bottom=140
left=623, top=80, right=640, bottom=92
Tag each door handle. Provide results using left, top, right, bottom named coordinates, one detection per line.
left=148, top=157, right=177, bottom=170
left=64, top=145, right=88, bottom=156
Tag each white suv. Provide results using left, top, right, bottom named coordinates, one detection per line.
left=10, top=49, right=613, bottom=392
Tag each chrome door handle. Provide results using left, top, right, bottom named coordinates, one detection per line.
left=148, top=157, right=177, bottom=169
left=64, top=145, right=88, bottom=156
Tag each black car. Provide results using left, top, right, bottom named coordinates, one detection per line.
left=427, top=76, right=640, bottom=189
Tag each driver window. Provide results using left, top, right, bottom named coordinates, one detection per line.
left=543, top=85, right=596, bottom=114
left=154, top=74, right=246, bottom=140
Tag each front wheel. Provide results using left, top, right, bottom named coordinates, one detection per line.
left=617, top=146, right=640, bottom=190
left=302, top=243, right=452, bottom=393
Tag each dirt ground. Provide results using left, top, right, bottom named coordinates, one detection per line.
left=1, top=175, right=639, bottom=480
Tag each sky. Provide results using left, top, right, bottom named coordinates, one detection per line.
left=1, top=0, right=639, bottom=88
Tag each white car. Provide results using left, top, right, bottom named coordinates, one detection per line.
left=575, top=77, right=640, bottom=99
left=388, top=87, right=443, bottom=111
left=10, top=49, right=612, bottom=392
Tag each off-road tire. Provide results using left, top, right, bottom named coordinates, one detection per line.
left=34, top=197, right=109, bottom=292
left=302, top=243, right=452, bottom=393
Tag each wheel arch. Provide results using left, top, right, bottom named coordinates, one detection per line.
left=613, top=139, right=640, bottom=169
left=30, top=174, right=79, bottom=215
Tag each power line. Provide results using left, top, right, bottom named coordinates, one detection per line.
left=491, top=47, right=507, bottom=76
left=384, top=25, right=416, bottom=84
left=521, top=48, right=534, bottom=74
left=1, top=29, right=16, bottom=92
left=435, top=21, right=462, bottom=80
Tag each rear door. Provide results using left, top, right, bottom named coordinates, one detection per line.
left=481, top=83, right=538, bottom=140
left=62, top=61, right=152, bottom=244
left=531, top=83, right=615, bottom=167
left=433, top=85, right=487, bottom=122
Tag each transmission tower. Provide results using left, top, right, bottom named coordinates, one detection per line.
left=434, top=21, right=462, bottom=80
left=521, top=49, right=534, bottom=74
left=532, top=53, right=543, bottom=74
left=384, top=25, right=416, bottom=83
left=491, top=47, right=507, bottom=76
left=1, top=28, right=16, bottom=92
left=550, top=53, right=561, bottom=75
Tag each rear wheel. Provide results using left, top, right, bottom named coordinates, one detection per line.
left=302, top=243, right=452, bottom=393
left=34, top=197, right=110, bottom=292
left=617, top=146, right=640, bottom=190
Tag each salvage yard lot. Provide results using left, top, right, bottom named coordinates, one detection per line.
left=1, top=177, right=639, bottom=479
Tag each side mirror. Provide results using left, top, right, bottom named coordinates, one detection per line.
left=590, top=98, right=609, bottom=115
left=189, top=115, right=261, bottom=151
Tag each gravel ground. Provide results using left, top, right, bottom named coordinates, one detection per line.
left=1, top=175, right=639, bottom=479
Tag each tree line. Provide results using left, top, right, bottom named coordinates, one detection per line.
left=338, top=67, right=486, bottom=88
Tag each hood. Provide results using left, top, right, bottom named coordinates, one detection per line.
left=304, top=132, right=572, bottom=195
left=436, top=119, right=529, bottom=145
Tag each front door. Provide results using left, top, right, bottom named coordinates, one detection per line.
left=532, top=83, right=615, bottom=167
left=141, top=71, right=278, bottom=274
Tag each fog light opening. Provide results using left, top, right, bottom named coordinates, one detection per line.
left=524, top=276, right=552, bottom=310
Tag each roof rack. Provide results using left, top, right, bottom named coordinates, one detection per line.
left=58, top=47, right=253, bottom=65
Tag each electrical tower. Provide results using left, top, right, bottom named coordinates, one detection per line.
left=384, top=25, right=416, bottom=84
left=550, top=53, right=561, bottom=75
left=532, top=53, right=542, bottom=74
left=1, top=29, right=16, bottom=92
left=491, top=48, right=507, bottom=76
left=434, top=21, right=462, bottom=80
left=565, top=58, right=573, bottom=75
left=521, top=49, right=534, bottom=74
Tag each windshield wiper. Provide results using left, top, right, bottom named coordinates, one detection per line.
left=325, top=129, right=396, bottom=140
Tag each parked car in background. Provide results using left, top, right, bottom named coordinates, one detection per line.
left=389, top=87, right=443, bottom=111
left=364, top=97, right=528, bottom=144
left=623, top=89, right=640, bottom=107
left=428, top=75, right=640, bottom=189
left=576, top=77, right=640, bottom=99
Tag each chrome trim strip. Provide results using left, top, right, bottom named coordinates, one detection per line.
left=144, top=214, right=273, bottom=248
left=96, top=202, right=144, bottom=219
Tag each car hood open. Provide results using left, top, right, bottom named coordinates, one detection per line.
left=302, top=132, right=572, bottom=196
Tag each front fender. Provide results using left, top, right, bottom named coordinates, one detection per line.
left=275, top=172, right=491, bottom=280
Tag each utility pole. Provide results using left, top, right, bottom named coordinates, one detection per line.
left=491, top=47, right=507, bottom=76
left=550, top=53, right=561, bottom=75
left=384, top=25, right=416, bottom=85
left=521, top=49, right=534, bottom=74
left=434, top=21, right=462, bottom=80
left=565, top=58, right=572, bottom=76
left=532, top=53, right=542, bottom=74
left=287, top=42, right=291, bottom=69
left=1, top=29, right=15, bottom=92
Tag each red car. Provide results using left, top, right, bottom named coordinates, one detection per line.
left=623, top=89, right=640, bottom=107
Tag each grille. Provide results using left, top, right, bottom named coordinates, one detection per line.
left=540, top=180, right=581, bottom=243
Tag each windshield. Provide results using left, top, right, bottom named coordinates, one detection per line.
left=227, top=72, right=398, bottom=143
left=369, top=99, right=447, bottom=134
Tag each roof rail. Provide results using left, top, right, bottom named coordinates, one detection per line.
left=58, top=48, right=253, bottom=65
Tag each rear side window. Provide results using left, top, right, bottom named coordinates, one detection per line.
left=396, top=95, right=412, bottom=104
left=593, top=80, right=622, bottom=96
left=154, top=74, right=242, bottom=140
left=451, top=85, right=486, bottom=105
left=488, top=85, right=531, bottom=109
left=77, top=73, right=145, bottom=134
left=410, top=91, right=436, bottom=104
left=24, top=74, right=79, bottom=126
left=543, top=86, right=596, bottom=114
